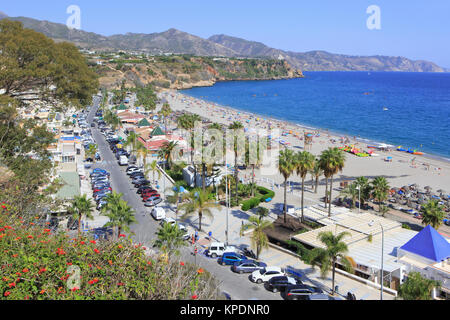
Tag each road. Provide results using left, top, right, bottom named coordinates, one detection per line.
left=87, top=96, right=281, bottom=300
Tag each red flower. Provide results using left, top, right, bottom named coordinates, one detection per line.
left=15, top=272, right=21, bottom=276
left=197, top=268, right=204, bottom=274
left=118, top=245, right=123, bottom=249
left=80, top=241, right=85, bottom=245
left=191, top=295, right=198, bottom=299
left=40, top=289, right=45, bottom=294
left=147, top=261, right=152, bottom=265
left=180, top=261, right=185, bottom=266
left=4, top=291, right=11, bottom=297
left=8, top=282, right=15, bottom=288
left=38, top=267, right=47, bottom=274
left=22, top=268, right=29, bottom=273
left=90, top=240, right=96, bottom=244
left=94, top=248, right=100, bottom=254
left=119, top=234, right=126, bottom=238
left=71, top=287, right=79, bottom=292
left=27, top=235, right=33, bottom=239
left=108, top=260, right=113, bottom=265
left=12, top=254, right=18, bottom=258
left=117, top=282, right=124, bottom=286
left=67, top=262, right=72, bottom=266
left=43, top=229, right=51, bottom=233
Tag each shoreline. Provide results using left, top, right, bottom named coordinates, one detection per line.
left=176, top=89, right=450, bottom=166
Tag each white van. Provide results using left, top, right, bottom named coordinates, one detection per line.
left=119, top=155, right=128, bottom=166
left=151, top=207, right=166, bottom=220
left=206, top=242, right=237, bottom=258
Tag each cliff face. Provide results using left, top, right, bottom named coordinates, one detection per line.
left=93, top=55, right=303, bottom=90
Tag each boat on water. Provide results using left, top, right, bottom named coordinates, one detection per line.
left=383, top=107, right=389, bottom=111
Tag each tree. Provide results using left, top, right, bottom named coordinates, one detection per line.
left=179, top=188, right=220, bottom=231
left=166, top=182, right=186, bottom=222
left=398, top=272, right=440, bottom=300
left=159, top=103, right=172, bottom=134
left=228, top=121, right=244, bottom=205
left=153, top=222, right=187, bottom=257
left=135, top=85, right=157, bottom=111
left=310, top=231, right=353, bottom=295
left=240, top=215, right=273, bottom=260
left=124, top=131, right=140, bottom=157
left=86, top=144, right=98, bottom=160
left=158, top=141, right=179, bottom=170
left=255, top=206, right=269, bottom=222
left=340, top=183, right=359, bottom=209
left=420, top=200, right=446, bottom=229
left=102, top=192, right=136, bottom=238
left=278, top=148, right=296, bottom=224
left=103, top=109, right=120, bottom=131
left=245, top=138, right=262, bottom=197
left=68, top=195, right=94, bottom=237
left=177, top=113, right=201, bottom=165
left=310, top=159, right=323, bottom=194
left=319, top=148, right=346, bottom=217
left=372, top=176, right=390, bottom=212
left=146, top=160, right=161, bottom=183
left=296, top=151, right=315, bottom=223
left=0, top=20, right=98, bottom=108
left=208, top=123, right=222, bottom=130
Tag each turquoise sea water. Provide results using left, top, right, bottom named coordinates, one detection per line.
left=181, top=72, right=450, bottom=160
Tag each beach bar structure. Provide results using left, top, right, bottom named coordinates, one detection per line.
left=291, top=207, right=420, bottom=294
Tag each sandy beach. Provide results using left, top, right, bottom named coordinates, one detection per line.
left=160, top=89, right=450, bottom=195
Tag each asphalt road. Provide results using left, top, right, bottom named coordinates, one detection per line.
left=87, top=97, right=282, bottom=300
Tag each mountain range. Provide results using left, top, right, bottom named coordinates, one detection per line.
left=1, top=12, right=448, bottom=73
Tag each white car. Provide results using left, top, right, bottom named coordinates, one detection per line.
left=251, top=266, right=285, bottom=284
left=151, top=207, right=166, bottom=220
left=160, top=217, right=176, bottom=227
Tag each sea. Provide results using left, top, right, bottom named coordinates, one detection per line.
left=181, top=72, right=450, bottom=160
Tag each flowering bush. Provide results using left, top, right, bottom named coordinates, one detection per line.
left=0, top=203, right=220, bottom=300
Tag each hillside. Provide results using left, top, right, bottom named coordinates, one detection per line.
left=209, top=34, right=446, bottom=72
left=1, top=14, right=447, bottom=72
left=92, top=55, right=303, bottom=90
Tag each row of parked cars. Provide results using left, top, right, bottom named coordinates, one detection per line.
left=205, top=242, right=334, bottom=300
left=125, top=165, right=163, bottom=207
left=90, top=169, right=113, bottom=210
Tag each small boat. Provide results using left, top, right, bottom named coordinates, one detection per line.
left=383, top=107, right=389, bottom=111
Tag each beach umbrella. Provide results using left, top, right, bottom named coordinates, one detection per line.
left=437, top=189, right=445, bottom=194
left=424, top=186, right=432, bottom=190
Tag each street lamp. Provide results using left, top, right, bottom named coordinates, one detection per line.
left=355, top=184, right=361, bottom=214
left=225, top=159, right=229, bottom=247
left=369, top=220, right=384, bottom=300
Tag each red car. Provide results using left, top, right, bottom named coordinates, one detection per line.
left=93, top=187, right=112, bottom=193
left=141, top=190, right=158, bottom=198
left=143, top=193, right=160, bottom=201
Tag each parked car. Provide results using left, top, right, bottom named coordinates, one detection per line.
left=151, top=207, right=166, bottom=220
left=93, top=187, right=112, bottom=193
left=141, top=190, right=159, bottom=198
left=265, top=276, right=302, bottom=293
left=218, top=252, right=248, bottom=266
left=205, top=242, right=237, bottom=258
left=178, top=223, right=190, bottom=241
left=137, top=186, right=154, bottom=194
left=143, top=193, right=160, bottom=202
left=283, top=284, right=323, bottom=300
left=135, top=181, right=151, bottom=188
left=251, top=267, right=285, bottom=284
left=96, top=200, right=108, bottom=210
left=160, top=217, right=176, bottom=227
left=144, top=196, right=162, bottom=207
left=308, top=293, right=341, bottom=300
left=232, top=260, right=267, bottom=274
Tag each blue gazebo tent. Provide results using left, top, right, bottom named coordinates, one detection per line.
left=399, top=225, right=450, bottom=262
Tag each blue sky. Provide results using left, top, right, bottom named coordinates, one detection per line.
left=2, top=0, right=450, bottom=67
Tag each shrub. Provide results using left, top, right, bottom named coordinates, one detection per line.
left=256, top=186, right=275, bottom=202
left=241, top=197, right=261, bottom=212
left=0, top=204, right=219, bottom=300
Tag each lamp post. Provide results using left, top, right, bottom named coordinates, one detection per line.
left=225, top=159, right=229, bottom=247
left=369, top=220, right=384, bottom=300
left=356, top=185, right=361, bottom=214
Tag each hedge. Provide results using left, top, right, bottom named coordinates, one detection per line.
left=241, top=197, right=261, bottom=211
left=241, top=186, right=276, bottom=211
left=256, top=186, right=275, bottom=202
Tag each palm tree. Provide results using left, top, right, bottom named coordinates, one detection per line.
left=166, top=182, right=186, bottom=222
left=372, top=176, right=390, bottom=212
left=208, top=122, right=222, bottom=130
left=136, top=142, right=149, bottom=168
left=340, top=183, right=359, bottom=209
left=278, top=148, right=296, bottom=224
left=102, top=192, right=136, bottom=238
left=245, top=138, right=261, bottom=197
left=420, top=199, right=446, bottom=229
left=69, top=195, right=94, bottom=237
left=177, top=113, right=201, bottom=165
left=296, top=151, right=315, bottom=223
left=310, top=231, right=354, bottom=295
left=179, top=188, right=220, bottom=231
left=86, top=144, right=98, bottom=160
left=104, top=109, right=120, bottom=131
left=310, top=159, right=323, bottom=194
left=319, top=148, right=346, bottom=217
left=355, top=176, right=372, bottom=208
left=240, top=216, right=273, bottom=260
left=124, top=131, right=140, bottom=157
left=158, top=140, right=179, bottom=170
left=153, top=223, right=187, bottom=257
left=159, top=103, right=172, bottom=134
left=146, top=159, right=161, bottom=183
left=229, top=121, right=244, bottom=205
